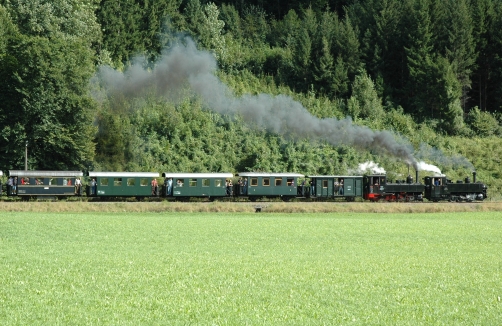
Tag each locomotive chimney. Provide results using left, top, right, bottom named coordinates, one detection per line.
left=473, top=171, right=476, bottom=183
left=416, top=170, right=419, bottom=184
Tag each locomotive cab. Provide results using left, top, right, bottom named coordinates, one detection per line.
left=363, top=174, right=386, bottom=201
left=424, top=176, right=446, bottom=201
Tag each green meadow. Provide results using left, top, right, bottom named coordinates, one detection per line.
left=1, top=212, right=501, bottom=325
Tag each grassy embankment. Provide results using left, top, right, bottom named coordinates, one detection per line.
left=1, top=200, right=502, bottom=213
left=1, top=211, right=501, bottom=324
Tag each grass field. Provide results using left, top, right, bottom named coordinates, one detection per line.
left=1, top=211, right=501, bottom=325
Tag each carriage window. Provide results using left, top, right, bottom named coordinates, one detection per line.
left=36, top=178, right=44, bottom=185
left=114, top=178, right=122, bottom=186
left=127, top=178, right=135, bottom=186
left=100, top=178, right=108, bottom=186
left=215, top=179, right=222, bottom=187
left=140, top=178, right=148, bottom=186
left=176, top=179, right=184, bottom=187
left=48, top=178, right=54, bottom=185
left=251, top=178, right=258, bottom=186
left=287, top=178, right=294, bottom=186
left=263, top=178, right=270, bottom=186
left=189, top=179, right=197, bottom=187
left=275, top=179, right=282, bottom=186
left=323, top=180, right=328, bottom=188
left=202, top=179, right=210, bottom=187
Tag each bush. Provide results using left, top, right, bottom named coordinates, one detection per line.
left=467, top=107, right=501, bottom=137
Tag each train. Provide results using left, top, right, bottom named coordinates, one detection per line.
left=1, top=169, right=488, bottom=203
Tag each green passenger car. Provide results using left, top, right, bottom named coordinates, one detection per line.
left=308, top=175, right=363, bottom=201
left=88, top=172, right=160, bottom=197
left=235, top=172, right=304, bottom=201
left=8, top=170, right=84, bottom=198
left=161, top=173, right=233, bottom=199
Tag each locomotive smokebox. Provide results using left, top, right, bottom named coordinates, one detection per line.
left=473, top=171, right=477, bottom=183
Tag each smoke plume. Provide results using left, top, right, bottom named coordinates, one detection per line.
left=96, top=37, right=421, bottom=168
left=353, top=161, right=386, bottom=174
left=416, top=144, right=474, bottom=171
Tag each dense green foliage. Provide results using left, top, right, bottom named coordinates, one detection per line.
left=0, top=0, right=99, bottom=170
left=2, top=211, right=502, bottom=323
left=1, top=0, right=502, bottom=195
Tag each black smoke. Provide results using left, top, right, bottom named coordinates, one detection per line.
left=96, top=37, right=421, bottom=169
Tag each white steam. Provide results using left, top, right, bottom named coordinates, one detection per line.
left=416, top=161, right=443, bottom=175
left=353, top=161, right=386, bottom=174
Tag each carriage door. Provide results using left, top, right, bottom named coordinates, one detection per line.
left=310, top=178, right=322, bottom=197
left=355, top=178, right=363, bottom=197
left=321, top=178, right=330, bottom=197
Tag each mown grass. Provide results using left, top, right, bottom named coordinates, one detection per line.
left=1, top=212, right=501, bottom=325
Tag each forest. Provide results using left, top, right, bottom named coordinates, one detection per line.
left=1, top=0, right=502, bottom=195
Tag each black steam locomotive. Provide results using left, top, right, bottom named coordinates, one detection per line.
left=363, top=171, right=487, bottom=202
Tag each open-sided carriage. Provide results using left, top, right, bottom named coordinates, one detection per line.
left=8, top=170, right=84, bottom=199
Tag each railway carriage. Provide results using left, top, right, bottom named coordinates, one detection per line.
left=161, top=172, right=233, bottom=200
left=235, top=172, right=304, bottom=201
left=308, top=175, right=363, bottom=201
left=87, top=172, right=160, bottom=198
left=0, top=171, right=3, bottom=195
left=8, top=170, right=83, bottom=199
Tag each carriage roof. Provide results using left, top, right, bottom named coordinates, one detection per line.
left=89, top=172, right=160, bottom=178
left=9, top=170, right=83, bottom=177
left=162, top=173, right=234, bottom=178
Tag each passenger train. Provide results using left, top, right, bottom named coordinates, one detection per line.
left=1, top=169, right=488, bottom=203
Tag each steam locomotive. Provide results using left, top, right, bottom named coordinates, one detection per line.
left=363, top=171, right=487, bottom=202
left=2, top=169, right=488, bottom=202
